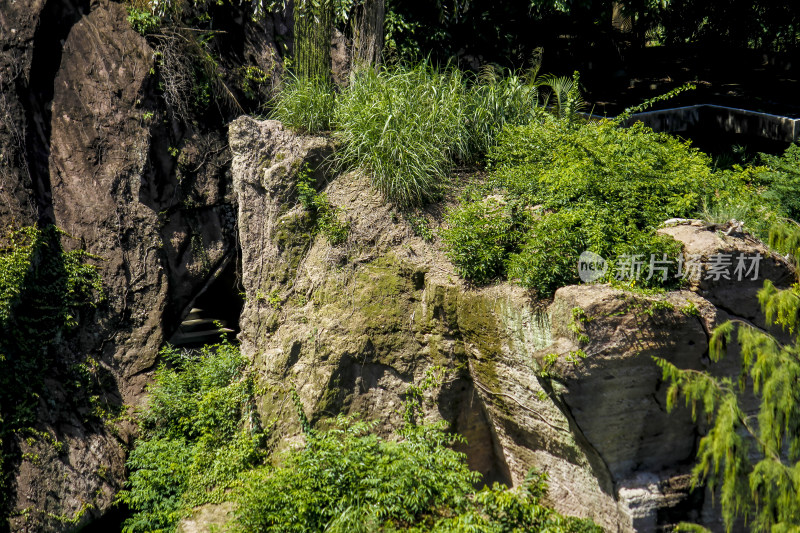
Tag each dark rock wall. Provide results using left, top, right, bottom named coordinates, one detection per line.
left=0, top=2, right=284, bottom=530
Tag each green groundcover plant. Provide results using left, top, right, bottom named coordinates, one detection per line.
left=234, top=416, right=602, bottom=533
left=120, top=344, right=603, bottom=532
left=233, top=383, right=602, bottom=533
left=442, top=111, right=793, bottom=297
left=116, top=341, right=266, bottom=532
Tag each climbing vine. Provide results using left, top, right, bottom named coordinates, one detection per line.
left=0, top=225, right=104, bottom=526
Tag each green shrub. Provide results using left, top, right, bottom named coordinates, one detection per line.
left=507, top=209, right=591, bottom=297
left=270, top=76, right=336, bottom=134
left=442, top=194, right=529, bottom=284
left=490, top=118, right=716, bottom=220
left=444, top=115, right=736, bottom=296
left=233, top=416, right=601, bottom=533
left=116, top=341, right=267, bottom=533
left=759, top=143, right=800, bottom=221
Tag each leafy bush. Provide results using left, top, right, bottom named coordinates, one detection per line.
left=443, top=115, right=739, bottom=296
left=441, top=194, right=529, bottom=284
left=506, top=209, right=592, bottom=297
left=758, top=142, right=800, bottom=221
left=233, top=417, right=601, bottom=533
left=116, top=341, right=267, bottom=533
left=270, top=76, right=336, bottom=134
left=489, top=118, right=716, bottom=220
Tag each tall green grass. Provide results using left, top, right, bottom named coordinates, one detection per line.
left=270, top=76, right=336, bottom=134
left=333, top=64, right=469, bottom=207
left=334, top=63, right=543, bottom=207
left=272, top=62, right=543, bottom=207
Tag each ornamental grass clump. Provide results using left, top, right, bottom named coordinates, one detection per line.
left=270, top=75, right=336, bottom=134
left=333, top=63, right=471, bottom=207
left=333, top=62, right=542, bottom=207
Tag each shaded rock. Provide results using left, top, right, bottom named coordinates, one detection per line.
left=546, top=285, right=711, bottom=481
left=0, top=1, right=241, bottom=529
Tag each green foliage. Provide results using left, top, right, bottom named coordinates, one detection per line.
left=296, top=165, right=350, bottom=245
left=0, top=225, right=103, bottom=525
left=234, top=415, right=477, bottom=532
left=293, top=0, right=333, bottom=82
left=429, top=470, right=603, bottom=533
left=444, top=113, right=724, bottom=296
left=333, top=62, right=541, bottom=207
left=537, top=71, right=585, bottom=123
left=507, top=209, right=590, bottom=296
left=116, top=341, right=267, bottom=533
left=233, top=404, right=601, bottom=533
left=768, top=222, right=800, bottom=266
left=403, top=212, right=435, bottom=243
left=614, top=83, right=697, bottom=123
left=120, top=350, right=600, bottom=532
left=333, top=64, right=471, bottom=208
left=654, top=223, right=800, bottom=532
left=240, top=65, right=271, bottom=100
left=127, top=6, right=162, bottom=35
left=462, top=62, right=544, bottom=159
left=442, top=104, right=797, bottom=297
left=489, top=118, right=714, bottom=218
left=758, top=143, right=800, bottom=222
left=270, top=76, right=336, bottom=134
left=383, top=0, right=422, bottom=61
left=441, top=194, right=529, bottom=284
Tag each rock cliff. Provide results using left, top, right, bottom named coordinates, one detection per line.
left=227, top=117, right=795, bottom=532
left=0, top=1, right=278, bottom=529
left=0, top=3, right=794, bottom=530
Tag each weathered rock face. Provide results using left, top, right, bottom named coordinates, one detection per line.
left=544, top=286, right=716, bottom=531
left=1, top=3, right=792, bottom=528
left=229, top=117, right=633, bottom=530
left=658, top=223, right=794, bottom=326
left=0, top=2, right=279, bottom=529
left=228, top=118, right=795, bottom=533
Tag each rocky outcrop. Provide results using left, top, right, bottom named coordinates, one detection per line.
left=0, top=2, right=792, bottom=526
left=0, top=2, right=278, bottom=529
left=228, top=117, right=795, bottom=533
left=229, top=117, right=632, bottom=530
